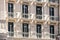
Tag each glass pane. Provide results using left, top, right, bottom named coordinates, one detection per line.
left=22, top=23, right=29, bottom=37
left=8, top=3, right=13, bottom=12
left=50, top=25, right=54, bottom=34
left=23, top=23, right=29, bottom=32
left=49, top=0, right=55, bottom=2
left=8, top=3, right=14, bottom=17
left=22, top=4, right=28, bottom=14
left=36, top=6, right=42, bottom=15
left=36, top=24, right=41, bottom=38
left=8, top=22, right=14, bottom=36
left=36, top=24, right=41, bottom=33
left=49, top=7, right=54, bottom=16
left=50, top=25, right=54, bottom=38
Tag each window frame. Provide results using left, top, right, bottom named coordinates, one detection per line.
left=36, top=6, right=42, bottom=15
left=22, top=23, right=29, bottom=37
left=50, top=25, right=54, bottom=34
left=49, top=7, right=54, bottom=16
left=8, top=3, right=14, bottom=12
left=22, top=4, right=28, bottom=14
left=8, top=22, right=14, bottom=36
left=36, top=24, right=42, bottom=38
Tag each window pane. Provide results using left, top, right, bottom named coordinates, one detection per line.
left=36, top=6, right=42, bottom=15
left=22, top=14, right=28, bottom=18
left=50, top=25, right=54, bottom=38
left=23, top=23, right=29, bottom=32
left=22, top=4, right=28, bottom=14
left=49, top=7, right=54, bottom=16
left=36, top=24, right=41, bottom=38
left=8, top=22, right=14, bottom=36
left=50, top=25, right=54, bottom=34
left=36, top=24, right=41, bottom=33
left=8, top=3, right=13, bottom=12
left=22, top=23, right=29, bottom=37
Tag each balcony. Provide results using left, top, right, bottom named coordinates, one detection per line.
left=34, top=0, right=45, bottom=5
left=20, top=0, right=31, bottom=2
left=18, top=13, right=31, bottom=23
left=22, top=14, right=29, bottom=19
left=49, top=0, right=58, bottom=3
left=7, top=32, right=14, bottom=37
left=48, top=0, right=58, bottom=7
left=36, top=33, right=42, bottom=38
left=6, top=12, right=18, bottom=22
left=34, top=15, right=45, bottom=24
left=22, top=32, right=29, bottom=38
left=7, top=32, right=29, bottom=38
left=48, top=16, right=58, bottom=25
left=36, top=0, right=44, bottom=2
left=6, top=32, right=57, bottom=40
left=49, top=34, right=56, bottom=40
left=6, top=0, right=16, bottom=2
left=7, top=32, right=42, bottom=39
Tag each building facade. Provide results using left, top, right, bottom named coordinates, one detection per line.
left=0, top=0, right=60, bottom=40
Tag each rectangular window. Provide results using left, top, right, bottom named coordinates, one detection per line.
left=22, top=4, right=28, bottom=18
left=36, top=6, right=42, bottom=15
left=22, top=23, right=29, bottom=37
left=8, top=3, right=13, bottom=12
left=36, top=24, right=41, bottom=38
left=49, top=7, right=54, bottom=16
left=36, top=6, right=42, bottom=19
left=8, top=3, right=14, bottom=17
left=50, top=25, right=54, bottom=38
left=22, top=4, right=28, bottom=14
left=8, top=22, right=14, bottom=36
left=49, top=7, right=54, bottom=20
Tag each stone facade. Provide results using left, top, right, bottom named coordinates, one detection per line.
left=0, top=0, right=60, bottom=40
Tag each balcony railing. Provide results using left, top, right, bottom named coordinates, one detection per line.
left=22, top=13, right=31, bottom=19
left=8, top=0, right=15, bottom=2
left=49, top=16, right=58, bottom=21
left=7, top=32, right=14, bottom=37
left=21, top=0, right=30, bottom=1
left=49, top=0, right=58, bottom=3
left=36, top=15, right=44, bottom=20
left=7, top=32, right=42, bottom=38
left=6, top=32, right=57, bottom=39
left=7, top=32, right=29, bottom=37
left=22, top=32, right=29, bottom=37
left=8, top=12, right=18, bottom=18
left=50, top=34, right=56, bottom=39
left=36, top=33, right=42, bottom=38
left=35, top=0, right=44, bottom=2
left=8, top=12, right=14, bottom=18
